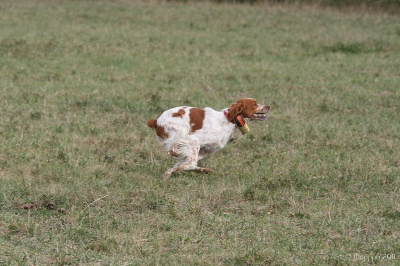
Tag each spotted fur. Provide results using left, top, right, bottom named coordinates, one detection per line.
left=147, top=98, right=270, bottom=178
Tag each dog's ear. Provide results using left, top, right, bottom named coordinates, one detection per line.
left=227, top=102, right=244, bottom=121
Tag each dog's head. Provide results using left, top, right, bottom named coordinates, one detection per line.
left=227, top=98, right=270, bottom=122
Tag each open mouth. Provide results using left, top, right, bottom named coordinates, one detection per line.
left=251, top=112, right=268, bottom=121
left=250, top=105, right=270, bottom=121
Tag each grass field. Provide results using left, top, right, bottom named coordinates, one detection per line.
left=1, top=1, right=399, bottom=265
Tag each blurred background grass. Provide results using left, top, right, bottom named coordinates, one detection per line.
left=172, top=0, right=400, bottom=9
left=0, top=0, right=399, bottom=265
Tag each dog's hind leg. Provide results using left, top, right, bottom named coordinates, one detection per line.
left=176, top=138, right=211, bottom=174
left=163, top=138, right=189, bottom=178
left=163, top=137, right=211, bottom=178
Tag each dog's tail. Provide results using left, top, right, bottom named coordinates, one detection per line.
left=146, top=119, right=157, bottom=129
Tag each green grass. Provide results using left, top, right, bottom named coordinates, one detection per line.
left=1, top=1, right=400, bottom=265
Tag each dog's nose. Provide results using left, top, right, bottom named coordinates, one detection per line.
left=265, top=105, right=270, bottom=112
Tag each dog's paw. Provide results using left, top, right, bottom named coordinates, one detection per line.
left=167, top=145, right=180, bottom=157
left=195, top=167, right=212, bottom=174
left=163, top=170, right=173, bottom=179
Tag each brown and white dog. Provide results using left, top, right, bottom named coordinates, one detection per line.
left=147, top=98, right=270, bottom=178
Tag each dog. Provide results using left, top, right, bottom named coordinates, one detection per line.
left=147, top=98, right=270, bottom=178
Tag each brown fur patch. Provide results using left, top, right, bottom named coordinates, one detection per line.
left=189, top=108, right=205, bottom=132
left=240, top=98, right=258, bottom=118
left=227, top=98, right=258, bottom=120
left=147, top=119, right=157, bottom=129
left=172, top=108, right=186, bottom=118
left=156, top=125, right=169, bottom=140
